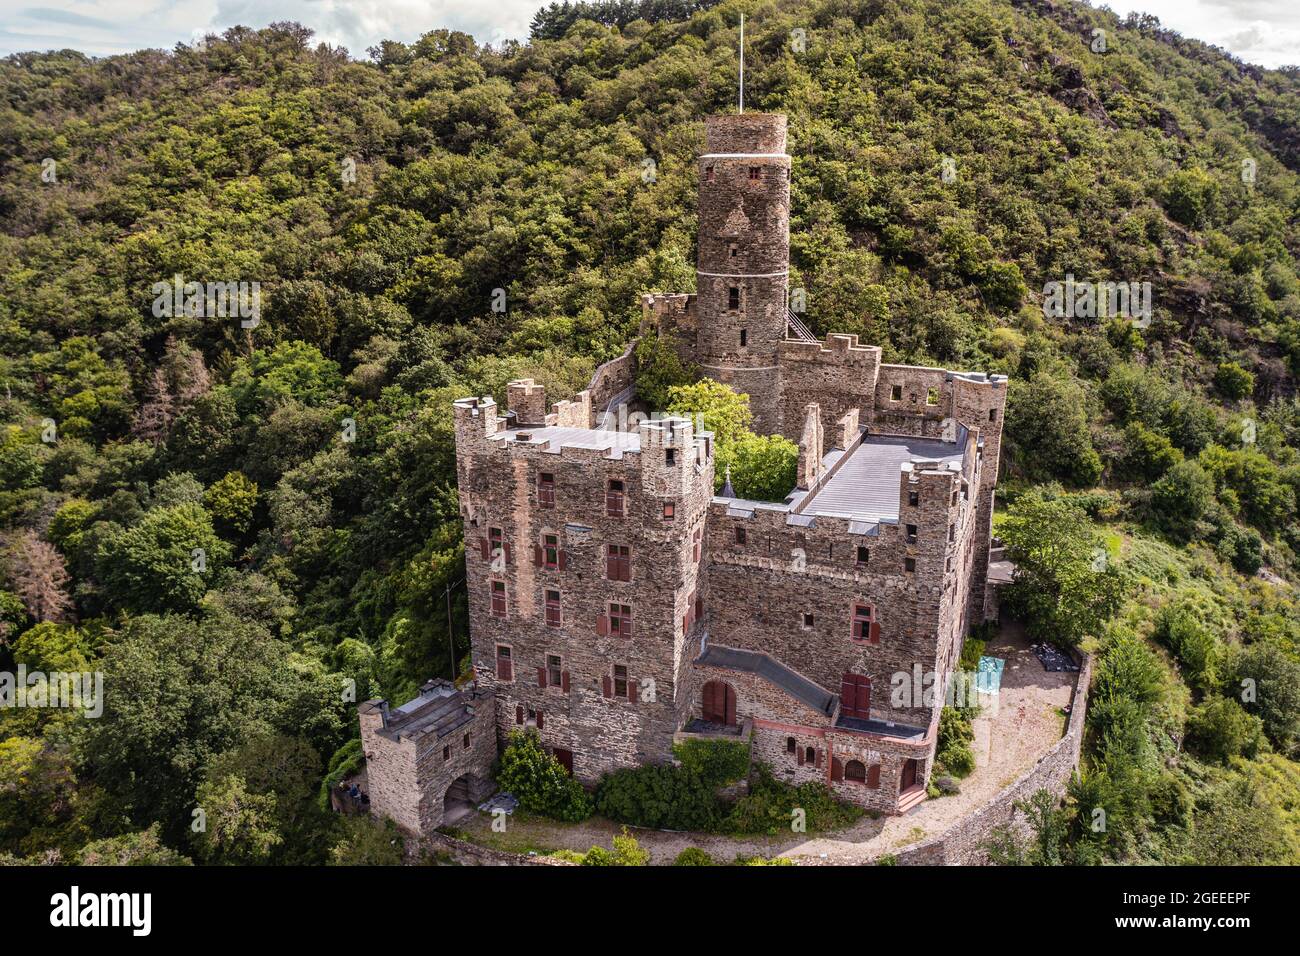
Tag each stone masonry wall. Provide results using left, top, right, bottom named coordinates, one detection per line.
left=455, top=396, right=714, bottom=784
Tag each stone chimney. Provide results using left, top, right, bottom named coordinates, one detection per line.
left=797, top=403, right=824, bottom=490
left=836, top=408, right=860, bottom=450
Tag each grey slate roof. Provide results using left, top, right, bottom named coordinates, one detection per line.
left=801, top=433, right=967, bottom=523
left=696, top=643, right=836, bottom=717
left=834, top=715, right=927, bottom=740
left=378, top=680, right=480, bottom=743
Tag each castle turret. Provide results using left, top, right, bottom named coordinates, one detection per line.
left=696, top=114, right=791, bottom=430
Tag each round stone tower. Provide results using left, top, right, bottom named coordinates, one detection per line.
left=696, top=113, right=791, bottom=432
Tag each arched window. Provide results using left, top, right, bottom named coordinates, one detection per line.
left=844, top=760, right=867, bottom=783
left=804, top=746, right=816, bottom=765
left=786, top=737, right=796, bottom=754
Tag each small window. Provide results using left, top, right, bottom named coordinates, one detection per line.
left=609, top=603, right=633, bottom=637
left=845, top=760, right=866, bottom=783
left=739, top=329, right=748, bottom=346
left=989, top=408, right=997, bottom=422
left=607, top=544, right=631, bottom=582
left=489, top=526, right=504, bottom=560
left=442, top=745, right=450, bottom=761
left=786, top=737, right=797, bottom=754
left=666, top=448, right=676, bottom=466
left=606, top=479, right=625, bottom=517
left=729, top=243, right=738, bottom=258
left=890, top=384, right=902, bottom=402
left=490, top=580, right=507, bottom=618
left=735, top=527, right=747, bottom=545
left=856, top=546, right=869, bottom=567
left=728, top=287, right=740, bottom=310
left=905, top=557, right=916, bottom=573
left=804, top=746, right=816, bottom=764
left=803, top=613, right=815, bottom=629
left=545, top=589, right=561, bottom=627
left=538, top=472, right=555, bottom=508
left=926, top=387, right=939, bottom=406
left=495, top=644, right=512, bottom=681
left=908, top=490, right=919, bottom=507
left=547, top=654, right=562, bottom=687
left=543, top=534, right=560, bottom=569
left=906, top=524, right=918, bottom=543
left=663, top=503, right=675, bottom=519
left=948, top=524, right=955, bottom=543
left=705, top=165, right=715, bottom=181
left=692, top=527, right=702, bottom=562
left=463, top=732, right=470, bottom=750
left=613, top=664, right=629, bottom=699
left=852, top=604, right=873, bottom=641
left=748, top=166, right=761, bottom=181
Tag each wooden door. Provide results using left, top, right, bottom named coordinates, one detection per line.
left=900, top=758, right=919, bottom=792
left=702, top=681, right=737, bottom=725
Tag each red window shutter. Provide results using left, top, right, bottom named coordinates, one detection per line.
left=869, top=621, right=881, bottom=645
left=628, top=678, right=638, bottom=703
left=596, top=613, right=609, bottom=636
left=536, top=711, right=544, bottom=730
left=479, top=537, right=490, bottom=560
left=561, top=671, right=570, bottom=693
left=533, top=545, right=543, bottom=567
left=497, top=657, right=512, bottom=681
left=858, top=678, right=871, bottom=717
left=831, top=758, right=844, bottom=783
left=504, top=542, right=513, bottom=565
left=602, top=675, right=612, bottom=698
left=797, top=747, right=805, bottom=766
left=702, top=681, right=715, bottom=718
left=625, top=617, right=634, bottom=638
left=815, top=748, right=823, bottom=769
left=606, top=550, right=615, bottom=578
left=867, top=764, right=881, bottom=789
left=537, top=666, right=547, bottom=688
left=840, top=675, right=856, bottom=714
left=558, top=549, right=568, bottom=571
left=515, top=705, right=524, bottom=724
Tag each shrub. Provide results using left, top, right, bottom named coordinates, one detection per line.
left=671, top=738, right=751, bottom=786
left=575, top=828, right=649, bottom=866
left=673, top=847, right=713, bottom=866
left=1214, top=362, right=1255, bottom=401
left=318, top=737, right=365, bottom=811
left=1185, top=697, right=1263, bottom=763
left=594, top=763, right=725, bottom=832
left=936, top=707, right=977, bottom=778
left=724, top=765, right=861, bottom=836
left=497, top=731, right=593, bottom=822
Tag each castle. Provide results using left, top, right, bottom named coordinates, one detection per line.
left=360, top=113, right=1008, bottom=834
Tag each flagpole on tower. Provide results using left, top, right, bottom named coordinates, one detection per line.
left=739, top=13, right=745, bottom=114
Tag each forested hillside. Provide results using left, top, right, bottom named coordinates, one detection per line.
left=1, top=0, right=1298, bottom=864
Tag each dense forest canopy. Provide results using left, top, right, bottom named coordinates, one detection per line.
left=0, top=0, right=1298, bottom=864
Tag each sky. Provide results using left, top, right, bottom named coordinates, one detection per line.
left=0, top=1, right=1296, bottom=68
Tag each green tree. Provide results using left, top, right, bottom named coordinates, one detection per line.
left=1000, top=492, right=1125, bottom=646
left=203, top=471, right=258, bottom=535
left=95, top=503, right=231, bottom=612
